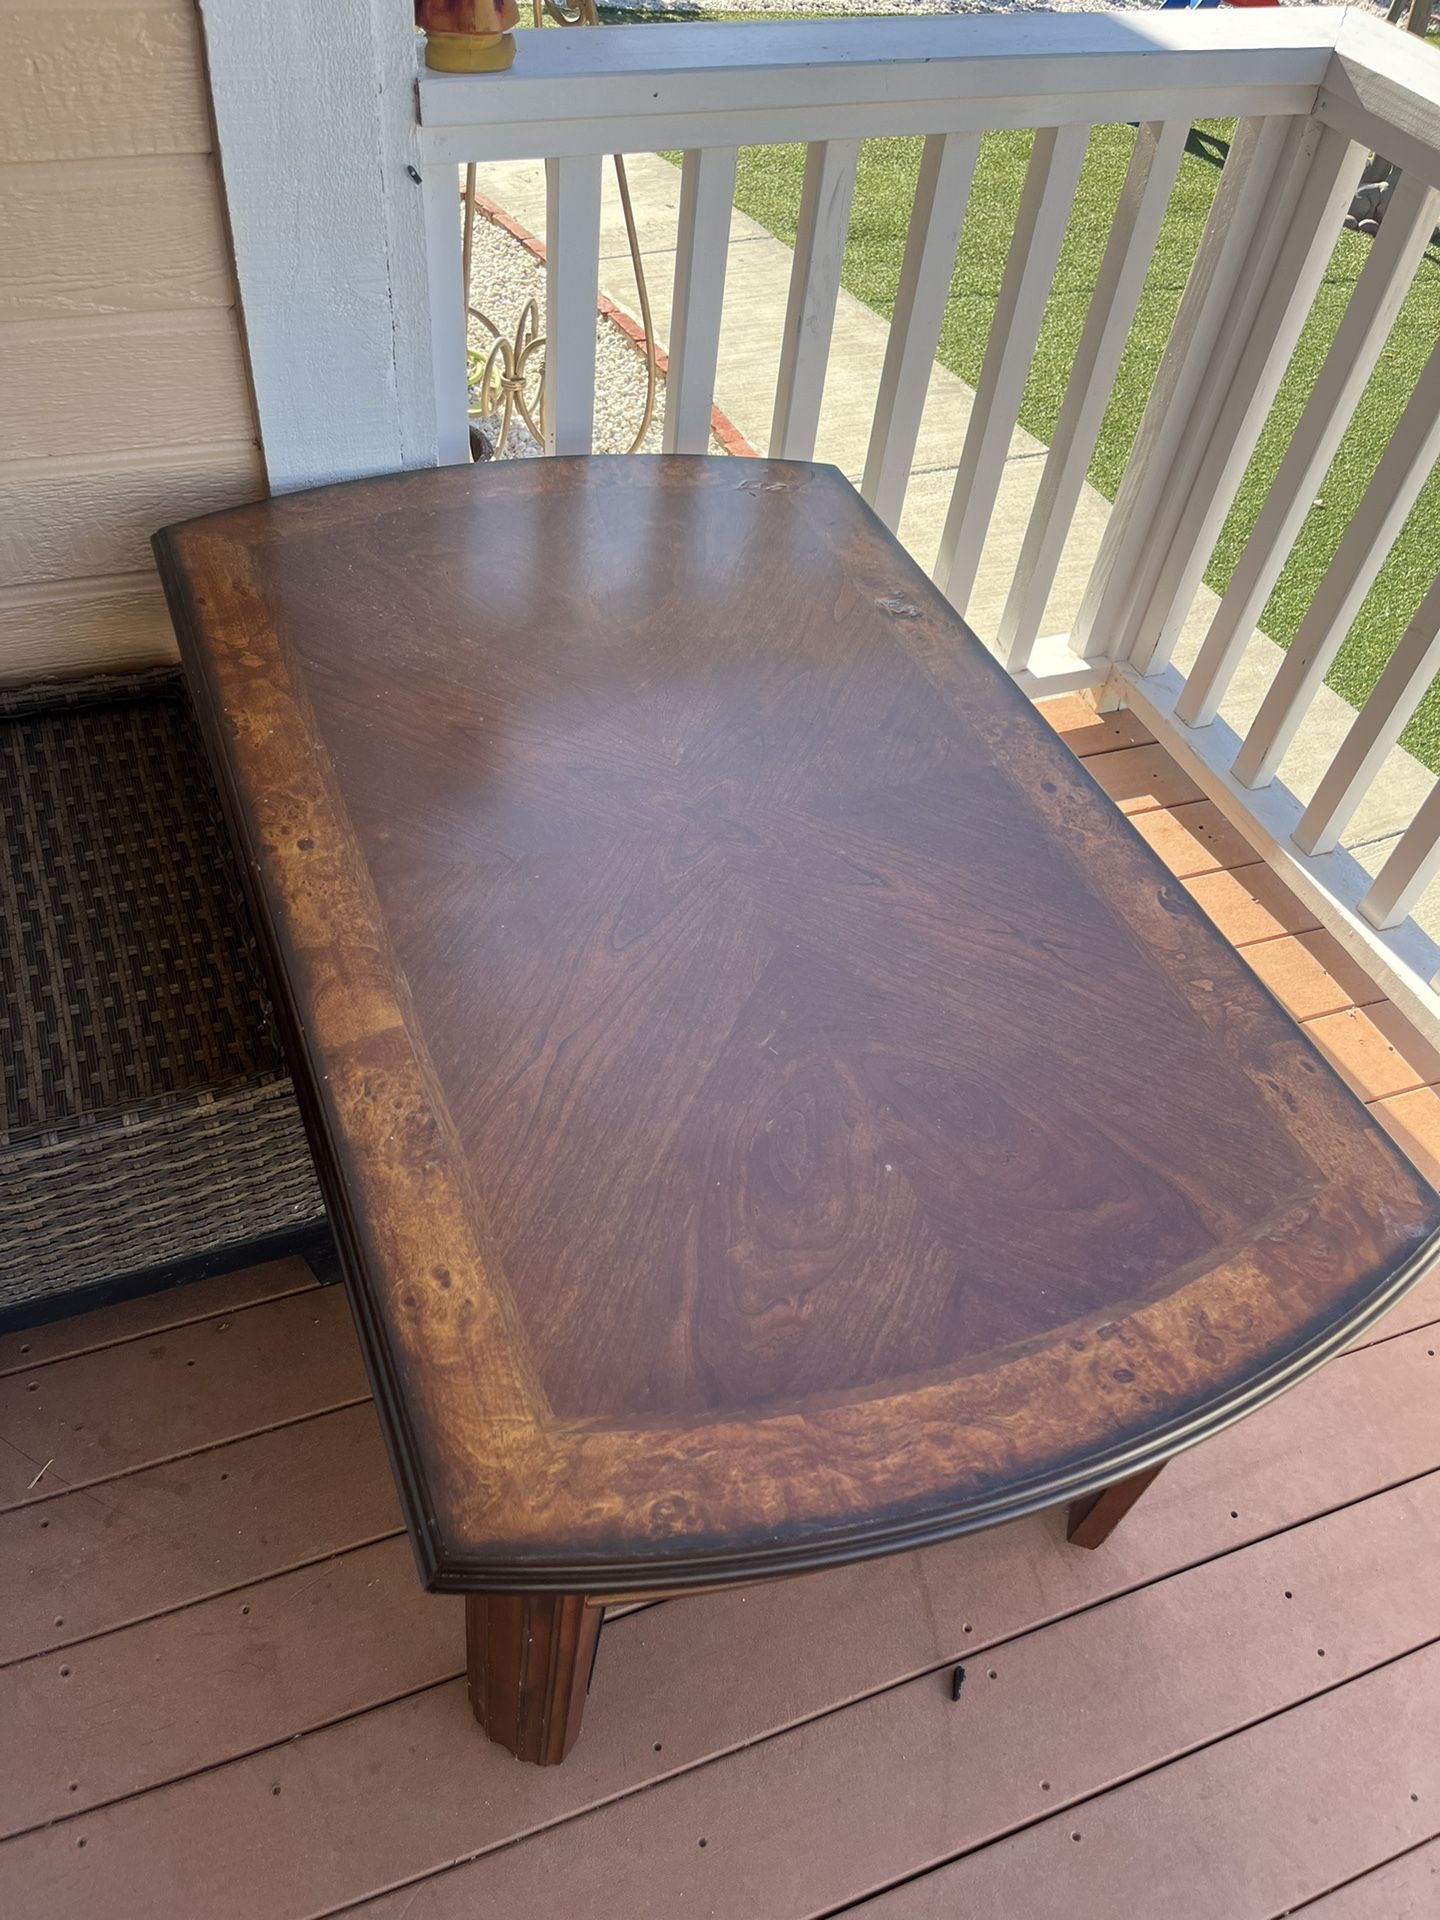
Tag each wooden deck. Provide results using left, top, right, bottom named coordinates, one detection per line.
left=3, top=695, right=1440, bottom=1920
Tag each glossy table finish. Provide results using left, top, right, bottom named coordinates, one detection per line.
left=155, top=457, right=1440, bottom=1761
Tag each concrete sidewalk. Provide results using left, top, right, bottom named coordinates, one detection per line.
left=476, top=152, right=1436, bottom=919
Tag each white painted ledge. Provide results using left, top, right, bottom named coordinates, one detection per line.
left=418, top=13, right=1340, bottom=162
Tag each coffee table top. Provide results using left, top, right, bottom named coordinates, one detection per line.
left=156, top=456, right=1440, bottom=1592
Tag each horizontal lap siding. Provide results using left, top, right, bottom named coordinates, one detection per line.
left=0, top=0, right=261, bottom=680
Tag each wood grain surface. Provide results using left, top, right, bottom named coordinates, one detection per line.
left=4, top=1273, right=1436, bottom=1919
left=153, top=456, right=1440, bottom=1592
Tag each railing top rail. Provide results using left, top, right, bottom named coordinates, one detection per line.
left=417, top=11, right=1349, bottom=160
left=1318, top=9, right=1440, bottom=190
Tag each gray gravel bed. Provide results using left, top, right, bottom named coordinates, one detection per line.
left=466, top=207, right=727, bottom=459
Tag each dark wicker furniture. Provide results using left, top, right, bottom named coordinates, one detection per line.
left=0, top=669, right=326, bottom=1326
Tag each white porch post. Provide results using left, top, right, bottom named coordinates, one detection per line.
left=198, top=0, right=451, bottom=492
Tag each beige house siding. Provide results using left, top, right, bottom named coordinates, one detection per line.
left=0, top=0, right=263, bottom=683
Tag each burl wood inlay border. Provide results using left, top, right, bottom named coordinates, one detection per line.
left=155, top=459, right=1440, bottom=1595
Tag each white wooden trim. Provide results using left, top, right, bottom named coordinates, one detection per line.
left=418, top=15, right=1338, bottom=164
left=860, top=132, right=979, bottom=532
left=423, top=167, right=471, bottom=467
left=543, top=154, right=604, bottom=456
left=770, top=139, right=860, bottom=462
left=1126, top=121, right=1366, bottom=676
left=995, top=118, right=1188, bottom=671
left=1071, top=116, right=1293, bottom=662
left=1363, top=780, right=1440, bottom=933
left=422, top=89, right=1325, bottom=169
left=1010, top=631, right=1108, bottom=700
left=1295, top=574, right=1440, bottom=857
left=1175, top=167, right=1440, bottom=730
left=198, top=0, right=440, bottom=491
left=934, top=122, right=1088, bottom=615
left=1109, top=110, right=1311, bottom=670
left=1232, top=335, right=1440, bottom=791
left=1315, top=8, right=1440, bottom=194
left=663, top=147, right=738, bottom=456
left=1114, top=661, right=1440, bottom=1046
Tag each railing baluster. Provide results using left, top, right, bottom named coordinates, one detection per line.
left=934, top=123, right=1089, bottom=617
left=1362, top=781, right=1440, bottom=932
left=663, top=147, right=739, bottom=456
left=995, top=119, right=1188, bottom=671
left=1176, top=170, right=1440, bottom=729
left=543, top=153, right=604, bottom=456
left=1231, top=335, right=1440, bottom=790
left=1073, top=115, right=1294, bottom=662
left=423, top=163, right=474, bottom=468
left=1127, top=122, right=1367, bottom=675
left=770, top=139, right=860, bottom=462
left=861, top=132, right=980, bottom=532
left=1294, top=574, right=1440, bottom=857
left=1097, top=114, right=1317, bottom=670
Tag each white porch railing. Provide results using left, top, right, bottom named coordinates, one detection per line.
left=405, top=11, right=1440, bottom=1035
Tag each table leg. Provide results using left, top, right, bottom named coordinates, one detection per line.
left=1066, top=1463, right=1166, bottom=1549
left=465, top=1592, right=602, bottom=1764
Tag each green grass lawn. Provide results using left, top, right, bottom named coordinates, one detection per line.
left=721, top=123, right=1440, bottom=765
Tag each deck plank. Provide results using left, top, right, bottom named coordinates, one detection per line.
left=1181, top=864, right=1323, bottom=945
left=1037, top=693, right=1154, bottom=757
left=1362, top=1000, right=1440, bottom=1087
left=1078, top=741, right=1205, bottom=813
left=2, top=1536, right=458, bottom=1838
left=1305, top=1007, right=1430, bottom=1103
left=1344, top=1264, right=1440, bottom=1350
left=4, top=1324, right=1437, bottom=1920
left=343, top=1477, right=1440, bottom=1920
left=1372, top=1088, right=1440, bottom=1192
left=5, top=707, right=1440, bottom=1919
left=0, top=1259, right=318, bottom=1378
left=1127, top=799, right=1257, bottom=879
left=1241, top=931, right=1388, bottom=1023
left=844, top=1649, right=1440, bottom=1919
left=0, top=1403, right=400, bottom=1666
left=0, top=1286, right=367, bottom=1510
left=1294, top=1838, right=1440, bottom=1917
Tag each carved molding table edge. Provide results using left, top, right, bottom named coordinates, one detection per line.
left=152, top=456, right=1440, bottom=1766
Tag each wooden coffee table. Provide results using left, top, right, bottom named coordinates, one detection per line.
left=156, top=457, right=1440, bottom=1766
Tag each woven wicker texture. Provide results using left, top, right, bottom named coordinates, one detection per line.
left=0, top=1081, right=323, bottom=1295
left=0, top=670, right=324, bottom=1309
